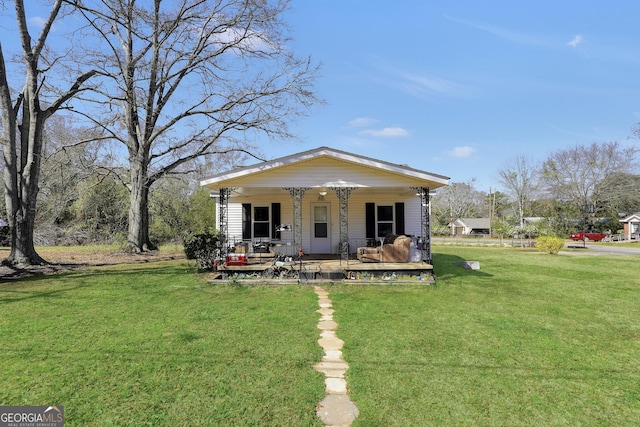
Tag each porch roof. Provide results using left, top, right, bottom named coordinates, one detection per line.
left=620, top=213, right=640, bottom=223
left=200, top=146, right=449, bottom=196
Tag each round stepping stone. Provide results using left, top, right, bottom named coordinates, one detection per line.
left=325, top=377, right=347, bottom=394
left=318, top=336, right=343, bottom=350
left=320, top=330, right=336, bottom=338
left=324, top=349, right=343, bottom=360
left=316, top=394, right=359, bottom=426
left=318, top=319, right=338, bottom=330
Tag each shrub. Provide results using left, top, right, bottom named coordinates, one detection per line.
left=535, top=236, right=565, bottom=254
left=183, top=232, right=219, bottom=270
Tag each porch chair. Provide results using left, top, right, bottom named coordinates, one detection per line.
left=356, top=234, right=411, bottom=263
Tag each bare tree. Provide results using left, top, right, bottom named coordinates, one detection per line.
left=36, top=116, right=108, bottom=243
left=497, top=155, right=539, bottom=228
left=597, top=172, right=640, bottom=215
left=541, top=142, right=638, bottom=217
left=0, top=0, right=96, bottom=265
left=70, top=0, right=320, bottom=252
left=431, top=180, right=485, bottom=234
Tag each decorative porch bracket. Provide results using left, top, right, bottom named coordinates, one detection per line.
left=218, top=187, right=232, bottom=259
left=412, top=186, right=431, bottom=264
left=284, top=187, right=311, bottom=251
left=330, top=187, right=357, bottom=262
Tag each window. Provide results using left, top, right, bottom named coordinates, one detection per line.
left=253, top=206, right=270, bottom=238
left=314, top=205, right=328, bottom=238
left=241, top=203, right=281, bottom=240
left=366, top=202, right=404, bottom=239
left=377, top=205, right=394, bottom=237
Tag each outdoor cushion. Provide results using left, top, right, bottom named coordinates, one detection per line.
left=356, top=235, right=411, bottom=263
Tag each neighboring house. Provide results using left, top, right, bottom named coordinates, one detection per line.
left=200, top=146, right=449, bottom=263
left=523, top=217, right=544, bottom=225
left=619, top=213, right=640, bottom=240
left=452, top=218, right=491, bottom=236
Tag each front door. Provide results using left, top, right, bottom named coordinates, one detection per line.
left=311, top=203, right=331, bottom=254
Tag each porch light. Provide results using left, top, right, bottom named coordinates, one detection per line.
left=319, top=187, right=328, bottom=196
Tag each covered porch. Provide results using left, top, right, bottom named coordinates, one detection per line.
left=200, top=147, right=449, bottom=279
left=215, top=253, right=435, bottom=284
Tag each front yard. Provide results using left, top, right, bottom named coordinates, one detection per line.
left=1, top=245, right=638, bottom=425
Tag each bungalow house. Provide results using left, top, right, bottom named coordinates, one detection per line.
left=200, top=146, right=449, bottom=264
left=452, top=218, right=491, bottom=236
left=619, top=213, right=640, bottom=240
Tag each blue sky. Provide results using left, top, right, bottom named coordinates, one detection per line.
left=3, top=1, right=639, bottom=192
left=269, top=1, right=640, bottom=191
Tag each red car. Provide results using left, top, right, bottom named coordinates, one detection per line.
left=570, top=231, right=607, bottom=241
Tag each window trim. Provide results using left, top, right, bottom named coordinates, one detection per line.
left=376, top=204, right=394, bottom=238
left=253, top=205, right=270, bottom=239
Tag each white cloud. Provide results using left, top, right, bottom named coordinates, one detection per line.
left=396, top=70, right=465, bottom=98
left=446, top=146, right=476, bottom=158
left=29, top=16, right=47, bottom=29
left=445, top=15, right=547, bottom=47
left=348, top=117, right=378, bottom=127
left=367, top=56, right=467, bottom=99
left=358, top=127, right=410, bottom=137
left=209, top=17, right=276, bottom=53
left=566, top=34, right=583, bottom=47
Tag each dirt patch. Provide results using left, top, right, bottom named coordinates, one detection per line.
left=0, top=247, right=186, bottom=281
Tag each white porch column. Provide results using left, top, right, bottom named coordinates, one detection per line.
left=330, top=187, right=357, bottom=262
left=284, top=187, right=311, bottom=251
left=218, top=187, right=232, bottom=258
left=413, top=186, right=432, bottom=264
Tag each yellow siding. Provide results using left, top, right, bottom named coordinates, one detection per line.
left=216, top=157, right=427, bottom=188
left=220, top=191, right=424, bottom=254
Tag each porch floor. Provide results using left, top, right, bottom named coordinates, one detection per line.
left=216, top=254, right=434, bottom=283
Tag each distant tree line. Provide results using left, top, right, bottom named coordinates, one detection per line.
left=1, top=129, right=635, bottom=247
left=431, top=141, right=640, bottom=238
left=0, top=113, right=217, bottom=247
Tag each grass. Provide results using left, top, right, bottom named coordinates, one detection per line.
left=1, top=246, right=639, bottom=425
left=0, top=261, right=324, bottom=426
left=329, top=246, right=640, bottom=426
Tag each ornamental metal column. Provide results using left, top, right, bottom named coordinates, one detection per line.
left=331, top=187, right=357, bottom=262
left=284, top=187, right=310, bottom=251
left=413, top=187, right=431, bottom=264
left=218, top=187, right=231, bottom=259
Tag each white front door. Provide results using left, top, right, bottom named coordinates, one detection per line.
left=310, top=203, right=331, bottom=254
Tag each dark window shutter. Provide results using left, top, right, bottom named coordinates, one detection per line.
left=242, top=203, right=251, bottom=240
left=395, top=202, right=405, bottom=235
left=365, top=203, right=375, bottom=239
left=272, top=203, right=281, bottom=239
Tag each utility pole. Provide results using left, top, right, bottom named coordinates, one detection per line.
left=489, top=187, right=496, bottom=238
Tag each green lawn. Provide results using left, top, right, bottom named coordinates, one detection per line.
left=1, top=247, right=639, bottom=426
left=331, top=246, right=640, bottom=426
left=0, top=261, right=324, bottom=426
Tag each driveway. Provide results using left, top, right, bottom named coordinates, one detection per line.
left=564, top=243, right=640, bottom=256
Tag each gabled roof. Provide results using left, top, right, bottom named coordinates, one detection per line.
left=200, top=146, right=449, bottom=193
left=454, top=218, right=491, bottom=229
left=620, top=212, right=640, bottom=223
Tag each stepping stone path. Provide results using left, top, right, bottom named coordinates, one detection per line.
left=313, top=286, right=359, bottom=427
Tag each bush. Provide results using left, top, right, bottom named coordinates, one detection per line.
left=535, top=236, right=565, bottom=254
left=183, top=232, right=219, bottom=270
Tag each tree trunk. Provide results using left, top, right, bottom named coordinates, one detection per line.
left=6, top=202, right=46, bottom=265
left=126, top=161, right=155, bottom=252
left=1, top=58, right=47, bottom=266
left=1, top=1, right=97, bottom=266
